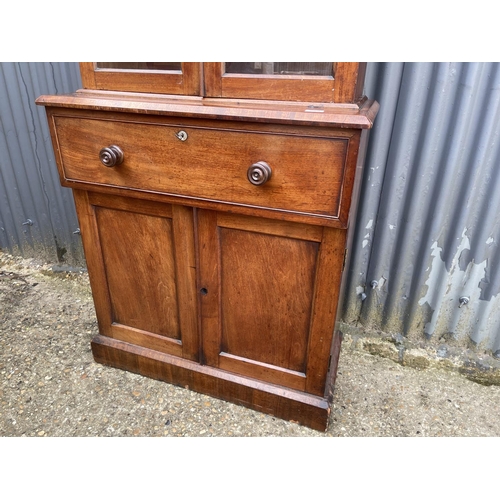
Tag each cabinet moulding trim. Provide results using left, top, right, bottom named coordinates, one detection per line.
left=62, top=179, right=350, bottom=228
left=36, top=91, right=379, bottom=129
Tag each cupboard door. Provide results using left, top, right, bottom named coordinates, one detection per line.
left=203, top=62, right=365, bottom=103
left=73, top=191, right=199, bottom=361
left=198, top=210, right=347, bottom=396
left=79, top=62, right=202, bottom=95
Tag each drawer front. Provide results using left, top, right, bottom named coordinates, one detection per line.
left=53, top=114, right=350, bottom=220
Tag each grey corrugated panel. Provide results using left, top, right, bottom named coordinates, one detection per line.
left=343, top=62, right=405, bottom=320
left=342, top=62, right=500, bottom=352
left=3, top=62, right=500, bottom=351
left=0, top=62, right=83, bottom=265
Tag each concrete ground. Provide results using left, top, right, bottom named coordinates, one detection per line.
left=2, top=251, right=500, bottom=437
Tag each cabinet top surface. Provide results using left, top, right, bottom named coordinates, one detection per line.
left=36, top=90, right=379, bottom=129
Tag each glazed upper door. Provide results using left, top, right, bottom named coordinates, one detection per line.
left=79, top=62, right=365, bottom=103
left=73, top=190, right=199, bottom=361
left=203, top=62, right=365, bottom=103
left=197, top=210, right=347, bottom=396
left=79, top=62, right=202, bottom=95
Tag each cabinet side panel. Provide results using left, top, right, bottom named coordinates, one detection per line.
left=305, top=226, right=347, bottom=395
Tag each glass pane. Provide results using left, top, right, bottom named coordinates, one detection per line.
left=96, top=62, right=182, bottom=71
left=225, top=62, right=333, bottom=77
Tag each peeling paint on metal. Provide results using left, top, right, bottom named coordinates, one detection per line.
left=362, top=232, right=370, bottom=248
left=418, top=230, right=500, bottom=349
left=342, top=62, right=500, bottom=353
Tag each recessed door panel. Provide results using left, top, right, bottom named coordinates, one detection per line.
left=220, top=227, right=318, bottom=373
left=95, top=207, right=180, bottom=338
left=73, top=191, right=199, bottom=361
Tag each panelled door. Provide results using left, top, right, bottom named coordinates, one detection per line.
left=74, top=190, right=347, bottom=396
left=73, top=190, right=199, bottom=362
left=197, top=210, right=347, bottom=396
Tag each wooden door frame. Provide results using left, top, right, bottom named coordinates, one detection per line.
left=79, top=62, right=202, bottom=95
left=197, top=209, right=347, bottom=396
left=203, top=62, right=365, bottom=103
left=79, top=62, right=365, bottom=102
left=73, top=190, right=200, bottom=361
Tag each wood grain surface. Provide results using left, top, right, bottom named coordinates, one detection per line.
left=52, top=113, right=350, bottom=221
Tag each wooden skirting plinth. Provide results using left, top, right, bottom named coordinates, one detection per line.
left=91, top=335, right=331, bottom=432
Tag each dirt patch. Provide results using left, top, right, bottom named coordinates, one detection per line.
left=2, top=251, right=500, bottom=437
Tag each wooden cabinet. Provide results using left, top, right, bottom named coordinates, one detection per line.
left=36, top=62, right=378, bottom=431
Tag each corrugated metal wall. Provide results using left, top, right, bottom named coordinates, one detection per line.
left=344, top=62, right=500, bottom=353
left=1, top=62, right=499, bottom=353
left=0, top=62, right=83, bottom=266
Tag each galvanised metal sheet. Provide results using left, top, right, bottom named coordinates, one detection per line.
left=0, top=62, right=83, bottom=265
left=1, top=62, right=500, bottom=352
left=343, top=62, right=500, bottom=353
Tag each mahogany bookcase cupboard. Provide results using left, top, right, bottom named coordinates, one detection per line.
left=36, top=62, right=378, bottom=431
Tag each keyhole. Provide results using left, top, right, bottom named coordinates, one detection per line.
left=200, top=288, right=208, bottom=295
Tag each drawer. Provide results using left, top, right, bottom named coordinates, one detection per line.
left=52, top=113, right=351, bottom=221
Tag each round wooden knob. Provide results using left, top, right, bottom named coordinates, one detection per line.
left=247, top=161, right=272, bottom=186
left=99, top=145, right=124, bottom=167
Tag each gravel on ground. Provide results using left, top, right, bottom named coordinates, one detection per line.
left=2, top=251, right=500, bottom=438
